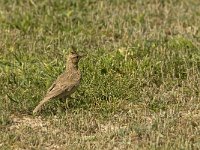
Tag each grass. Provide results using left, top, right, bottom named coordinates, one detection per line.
left=0, top=0, right=200, bottom=149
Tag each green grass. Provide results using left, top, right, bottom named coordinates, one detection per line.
left=1, top=0, right=200, bottom=149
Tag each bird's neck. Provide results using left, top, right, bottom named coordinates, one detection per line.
left=66, top=62, right=78, bottom=72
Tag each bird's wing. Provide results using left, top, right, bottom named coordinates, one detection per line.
left=44, top=80, right=78, bottom=99
left=44, top=70, right=80, bottom=99
left=46, top=72, right=68, bottom=93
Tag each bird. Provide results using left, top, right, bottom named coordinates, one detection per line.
left=33, top=50, right=84, bottom=114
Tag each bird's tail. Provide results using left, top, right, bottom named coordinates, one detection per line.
left=33, top=97, right=50, bottom=114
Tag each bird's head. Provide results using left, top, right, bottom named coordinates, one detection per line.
left=68, top=51, right=83, bottom=64
left=67, top=46, right=85, bottom=66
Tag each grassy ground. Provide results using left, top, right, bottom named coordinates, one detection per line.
left=1, top=0, right=200, bottom=149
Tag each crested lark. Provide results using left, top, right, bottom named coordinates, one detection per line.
left=33, top=50, right=84, bottom=114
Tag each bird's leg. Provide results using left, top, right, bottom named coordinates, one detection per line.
left=59, top=97, right=69, bottom=108
left=59, top=97, right=67, bottom=103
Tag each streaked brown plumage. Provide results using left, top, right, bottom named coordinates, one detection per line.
left=33, top=51, right=84, bottom=114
